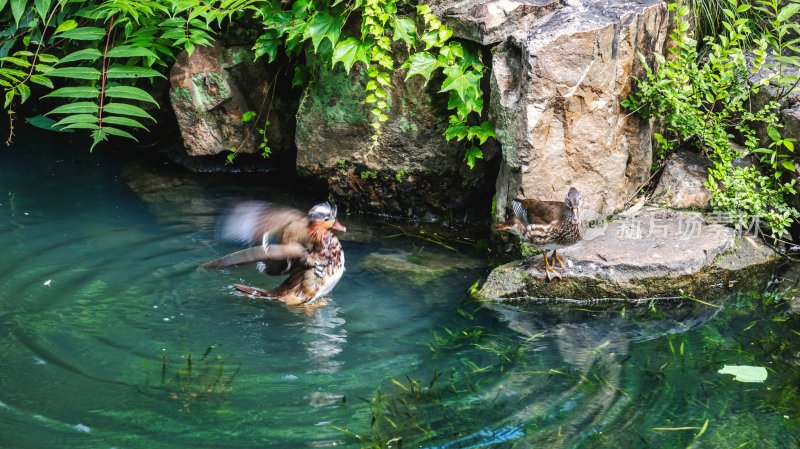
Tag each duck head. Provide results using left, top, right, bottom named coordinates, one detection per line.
left=564, top=187, right=581, bottom=225
left=308, top=201, right=346, bottom=233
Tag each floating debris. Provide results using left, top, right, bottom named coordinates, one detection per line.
left=718, top=365, right=768, bottom=383
left=43, top=280, right=51, bottom=287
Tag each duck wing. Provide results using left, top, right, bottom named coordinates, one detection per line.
left=218, top=201, right=309, bottom=246
left=201, top=201, right=311, bottom=270
left=200, top=242, right=308, bottom=269
left=512, top=198, right=563, bottom=225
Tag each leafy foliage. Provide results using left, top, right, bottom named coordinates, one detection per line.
left=2, top=0, right=493, bottom=168
left=0, top=0, right=249, bottom=149
left=623, top=0, right=800, bottom=239
left=256, top=0, right=494, bottom=167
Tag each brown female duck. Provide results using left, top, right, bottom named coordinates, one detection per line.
left=496, top=187, right=582, bottom=281
left=202, top=201, right=346, bottom=306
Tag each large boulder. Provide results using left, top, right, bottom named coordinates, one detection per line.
left=478, top=207, right=777, bottom=302
left=649, top=150, right=712, bottom=209
left=431, top=0, right=669, bottom=221
left=294, top=53, right=496, bottom=221
left=429, top=0, right=561, bottom=45
left=169, top=43, right=293, bottom=158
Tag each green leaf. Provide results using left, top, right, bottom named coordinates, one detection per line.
left=29, top=75, right=53, bottom=88
left=102, top=102, right=156, bottom=121
left=781, top=161, right=795, bottom=171
left=25, top=115, right=73, bottom=132
left=101, top=125, right=137, bottom=140
left=104, top=86, right=158, bottom=106
left=17, top=83, right=30, bottom=103
left=46, top=101, right=100, bottom=115
left=463, top=146, right=483, bottom=169
left=241, top=111, right=256, bottom=123
left=303, top=11, right=343, bottom=53
left=106, top=65, right=165, bottom=79
left=767, top=127, right=781, bottom=142
left=57, top=48, right=103, bottom=64
left=45, top=86, right=100, bottom=99
left=33, top=0, right=50, bottom=21
left=332, top=38, right=369, bottom=74
left=90, top=129, right=109, bottom=151
left=392, top=17, right=417, bottom=48
left=36, top=53, right=59, bottom=64
left=445, top=116, right=467, bottom=141
left=10, top=0, right=25, bottom=27
left=101, top=115, right=147, bottom=129
left=467, top=121, right=495, bottom=144
left=404, top=51, right=439, bottom=82
left=43, top=86, right=100, bottom=98
left=439, top=66, right=480, bottom=102
left=54, top=19, right=79, bottom=35
left=717, top=365, right=767, bottom=383
left=53, top=114, right=99, bottom=126
left=57, top=27, right=107, bottom=41
left=107, top=45, right=158, bottom=59
left=45, top=66, right=102, bottom=80
left=778, top=4, right=800, bottom=22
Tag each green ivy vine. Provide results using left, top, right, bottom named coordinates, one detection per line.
left=1, top=0, right=494, bottom=169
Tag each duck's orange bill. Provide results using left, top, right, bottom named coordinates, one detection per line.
left=332, top=220, right=347, bottom=232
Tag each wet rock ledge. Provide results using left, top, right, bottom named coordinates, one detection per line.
left=478, top=208, right=777, bottom=302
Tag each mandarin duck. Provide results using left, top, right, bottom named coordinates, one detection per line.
left=202, top=201, right=346, bottom=306
left=496, top=187, right=582, bottom=281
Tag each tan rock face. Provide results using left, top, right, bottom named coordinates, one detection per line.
left=169, top=44, right=291, bottom=157
left=485, top=0, right=669, bottom=221
left=650, top=151, right=712, bottom=209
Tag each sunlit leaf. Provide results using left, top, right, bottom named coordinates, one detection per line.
left=57, top=48, right=103, bottom=64
left=54, top=19, right=79, bottom=35
left=46, top=102, right=100, bottom=115
left=439, top=66, right=480, bottom=102
left=106, top=65, right=165, bottom=79
left=102, top=102, right=156, bottom=121
left=101, top=125, right=137, bottom=140
left=332, top=38, right=369, bottom=74
left=107, top=45, right=158, bottom=59
left=101, top=115, right=147, bottom=129
left=29, top=74, right=53, bottom=88
left=392, top=17, right=416, bottom=48
left=45, top=66, right=102, bottom=80
left=10, top=0, right=25, bottom=27
left=33, top=0, right=50, bottom=21
left=404, top=51, right=439, bottom=82
left=104, top=85, right=158, bottom=105
left=303, top=11, right=343, bottom=53
left=57, top=27, right=107, bottom=41
left=44, top=86, right=100, bottom=99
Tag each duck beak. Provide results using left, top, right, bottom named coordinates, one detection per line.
left=571, top=208, right=579, bottom=224
left=331, top=220, right=346, bottom=232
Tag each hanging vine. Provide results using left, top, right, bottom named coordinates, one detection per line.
left=0, top=0, right=494, bottom=167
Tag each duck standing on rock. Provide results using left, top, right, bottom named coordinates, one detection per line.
left=496, top=187, right=582, bottom=281
left=201, top=201, right=346, bottom=307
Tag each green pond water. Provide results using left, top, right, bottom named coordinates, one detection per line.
left=0, top=135, right=798, bottom=449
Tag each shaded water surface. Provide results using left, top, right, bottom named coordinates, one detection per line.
left=0, top=136, right=798, bottom=449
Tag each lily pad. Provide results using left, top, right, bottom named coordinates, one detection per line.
left=717, top=365, right=768, bottom=383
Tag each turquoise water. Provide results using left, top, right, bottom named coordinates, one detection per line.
left=0, top=135, right=798, bottom=449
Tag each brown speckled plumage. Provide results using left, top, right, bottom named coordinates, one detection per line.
left=497, top=187, right=582, bottom=280
left=202, top=201, right=346, bottom=306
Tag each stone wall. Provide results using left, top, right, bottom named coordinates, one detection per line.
left=169, top=43, right=293, bottom=159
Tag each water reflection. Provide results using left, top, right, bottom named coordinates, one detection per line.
left=303, top=305, right=347, bottom=374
